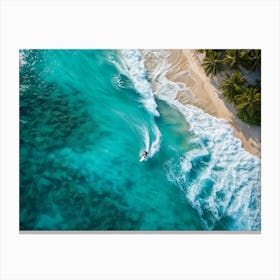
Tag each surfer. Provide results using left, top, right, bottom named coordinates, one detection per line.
left=139, top=150, right=149, bottom=162
left=141, top=150, right=148, bottom=160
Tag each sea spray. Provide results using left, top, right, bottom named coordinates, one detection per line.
left=111, top=49, right=162, bottom=157
left=109, top=50, right=159, bottom=117
left=142, top=49, right=261, bottom=230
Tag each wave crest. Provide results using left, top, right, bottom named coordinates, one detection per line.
left=143, top=49, right=261, bottom=230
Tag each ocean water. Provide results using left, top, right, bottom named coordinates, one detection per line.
left=19, top=49, right=261, bottom=230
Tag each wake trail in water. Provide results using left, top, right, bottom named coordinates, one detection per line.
left=150, top=124, right=161, bottom=157
left=137, top=125, right=150, bottom=152
left=109, top=49, right=161, bottom=159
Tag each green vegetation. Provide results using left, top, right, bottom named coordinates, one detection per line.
left=223, top=50, right=244, bottom=70
left=199, top=49, right=261, bottom=126
left=245, top=50, right=261, bottom=71
left=236, top=87, right=261, bottom=125
left=201, top=50, right=224, bottom=77
left=219, top=71, right=246, bottom=103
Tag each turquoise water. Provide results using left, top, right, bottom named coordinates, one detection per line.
left=20, top=49, right=261, bottom=230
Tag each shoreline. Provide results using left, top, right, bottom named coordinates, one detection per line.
left=141, top=49, right=261, bottom=158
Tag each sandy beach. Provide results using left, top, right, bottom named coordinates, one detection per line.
left=142, top=49, right=261, bottom=158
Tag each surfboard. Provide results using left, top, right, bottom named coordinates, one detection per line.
left=139, top=155, right=146, bottom=162
left=139, top=155, right=148, bottom=162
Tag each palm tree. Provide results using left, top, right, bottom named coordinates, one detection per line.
left=222, top=49, right=244, bottom=70
left=236, top=87, right=261, bottom=119
left=201, top=50, right=224, bottom=77
left=219, top=71, right=247, bottom=103
left=247, top=50, right=261, bottom=71
left=235, top=49, right=261, bottom=71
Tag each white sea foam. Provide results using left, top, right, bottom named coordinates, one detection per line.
left=138, top=125, right=150, bottom=153
left=143, top=49, right=261, bottom=230
left=112, top=73, right=131, bottom=89
left=113, top=49, right=160, bottom=117
left=175, top=102, right=260, bottom=230
left=114, top=49, right=161, bottom=158
left=150, top=124, right=161, bottom=157
left=19, top=50, right=27, bottom=66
